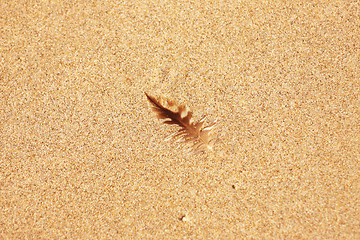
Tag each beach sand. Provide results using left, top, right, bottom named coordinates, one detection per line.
left=1, top=1, right=359, bottom=239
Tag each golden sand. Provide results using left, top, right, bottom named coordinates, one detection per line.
left=1, top=1, right=359, bottom=239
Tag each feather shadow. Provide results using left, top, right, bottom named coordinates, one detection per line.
left=145, top=93, right=216, bottom=153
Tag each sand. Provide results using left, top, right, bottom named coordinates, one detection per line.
left=1, top=1, right=359, bottom=239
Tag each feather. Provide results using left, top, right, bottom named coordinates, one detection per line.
left=145, top=93, right=216, bottom=153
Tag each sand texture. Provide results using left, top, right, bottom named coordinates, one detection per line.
left=1, top=1, right=359, bottom=239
